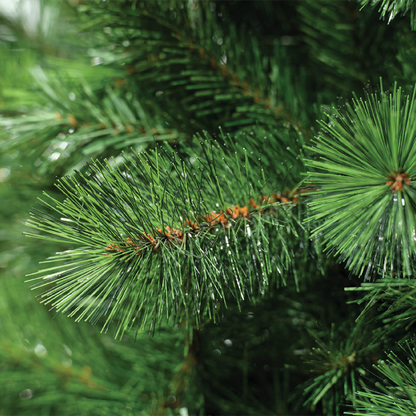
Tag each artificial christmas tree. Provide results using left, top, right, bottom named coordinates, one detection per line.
left=2, top=1, right=416, bottom=415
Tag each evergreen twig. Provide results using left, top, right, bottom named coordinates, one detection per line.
left=305, top=81, right=416, bottom=279
left=347, top=342, right=416, bottom=415
left=25, top=132, right=303, bottom=338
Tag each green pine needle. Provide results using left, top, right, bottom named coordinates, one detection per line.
left=305, top=81, right=416, bottom=279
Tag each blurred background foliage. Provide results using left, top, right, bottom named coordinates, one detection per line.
left=2, top=0, right=416, bottom=415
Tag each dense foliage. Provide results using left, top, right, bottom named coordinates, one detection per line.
left=2, top=1, right=416, bottom=415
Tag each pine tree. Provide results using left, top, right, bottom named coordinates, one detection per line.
left=2, top=1, right=416, bottom=415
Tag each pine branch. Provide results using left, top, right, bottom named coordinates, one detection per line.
left=346, top=279, right=416, bottom=343
left=305, top=81, right=416, bottom=279
left=347, top=342, right=416, bottom=415
left=1, top=66, right=187, bottom=178
left=74, top=0, right=310, bottom=134
left=24, top=131, right=307, bottom=338
left=297, top=319, right=380, bottom=415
